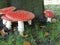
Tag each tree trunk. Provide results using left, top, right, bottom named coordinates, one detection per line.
left=10, top=0, right=46, bottom=25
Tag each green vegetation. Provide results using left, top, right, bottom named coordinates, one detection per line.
left=0, top=21, right=60, bottom=45
left=0, top=0, right=8, bottom=9
left=0, top=1, right=60, bottom=45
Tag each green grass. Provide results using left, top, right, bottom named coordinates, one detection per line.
left=0, top=21, right=60, bottom=45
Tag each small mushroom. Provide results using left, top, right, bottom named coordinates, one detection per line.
left=1, top=15, right=17, bottom=32
left=0, top=6, right=16, bottom=25
left=6, top=10, right=35, bottom=37
left=44, top=10, right=54, bottom=22
left=1, top=15, right=12, bottom=30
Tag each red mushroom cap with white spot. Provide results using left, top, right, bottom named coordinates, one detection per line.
left=6, top=10, right=35, bottom=21
left=44, top=10, right=54, bottom=18
left=0, top=6, right=16, bottom=14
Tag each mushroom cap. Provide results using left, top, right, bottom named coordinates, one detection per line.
left=6, top=10, right=35, bottom=21
left=0, top=6, right=16, bottom=14
left=1, top=15, right=15, bottom=22
left=44, top=10, right=54, bottom=18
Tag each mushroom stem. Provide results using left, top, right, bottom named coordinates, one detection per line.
left=18, top=21, right=24, bottom=35
left=6, top=21, right=12, bottom=30
left=47, top=17, right=51, bottom=22
left=28, top=20, right=32, bottom=25
left=2, top=19, right=7, bottom=25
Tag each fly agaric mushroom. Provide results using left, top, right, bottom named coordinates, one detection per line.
left=0, top=6, right=16, bottom=14
left=1, top=15, right=13, bottom=30
left=15, top=10, right=33, bottom=25
left=1, top=15, right=15, bottom=29
left=6, top=11, right=35, bottom=37
left=0, top=6, right=16, bottom=25
left=44, top=10, right=54, bottom=22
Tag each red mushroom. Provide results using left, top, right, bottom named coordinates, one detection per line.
left=15, top=10, right=33, bottom=25
left=44, top=10, right=54, bottom=22
left=0, top=6, right=16, bottom=14
left=0, top=6, right=16, bottom=25
left=1, top=15, right=17, bottom=30
left=1, top=15, right=12, bottom=30
left=6, top=11, right=35, bottom=37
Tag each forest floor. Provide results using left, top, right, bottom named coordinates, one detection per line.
left=0, top=21, right=60, bottom=45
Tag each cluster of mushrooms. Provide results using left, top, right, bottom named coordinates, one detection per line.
left=0, top=6, right=35, bottom=37
left=0, top=6, right=55, bottom=37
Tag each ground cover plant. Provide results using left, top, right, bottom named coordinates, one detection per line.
left=0, top=21, right=60, bottom=45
